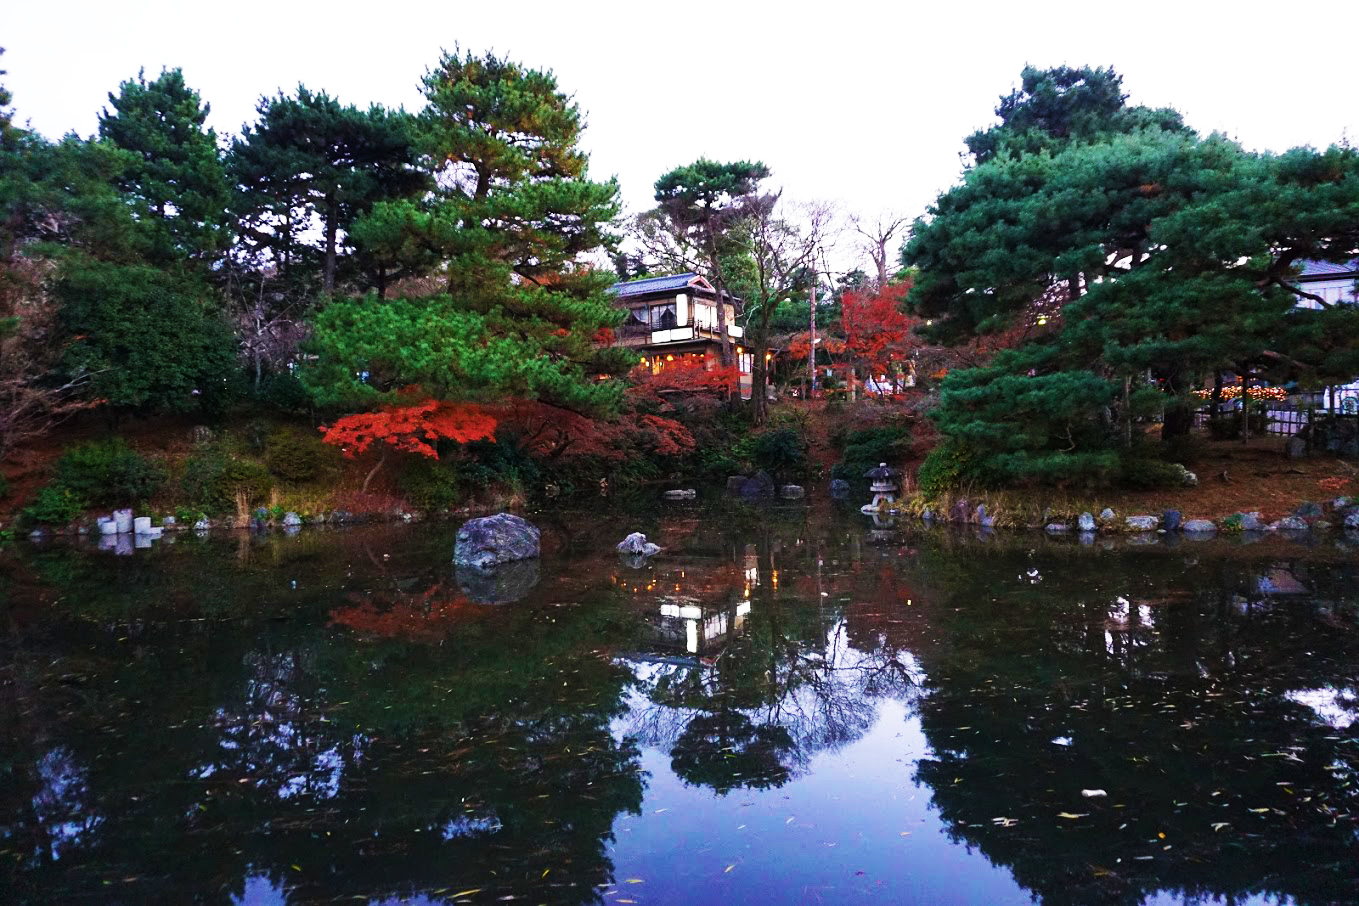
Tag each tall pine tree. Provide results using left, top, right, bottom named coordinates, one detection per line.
left=305, top=49, right=632, bottom=415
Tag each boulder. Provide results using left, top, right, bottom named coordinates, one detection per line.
left=454, top=513, right=541, bottom=570
left=1162, top=510, right=1182, bottom=532
left=1294, top=501, right=1324, bottom=520
left=1045, top=523, right=1071, bottom=533
left=1173, top=464, right=1198, bottom=487
left=1285, top=436, right=1308, bottom=459
left=617, top=532, right=661, bottom=557
left=1077, top=512, right=1096, bottom=532
left=741, top=471, right=776, bottom=498
left=1239, top=511, right=1264, bottom=531
left=1274, top=515, right=1309, bottom=532
left=1125, top=515, right=1159, bottom=531
left=922, top=507, right=934, bottom=522
left=726, top=475, right=749, bottom=494
left=193, top=518, right=211, bottom=532
left=282, top=512, right=302, bottom=527
left=829, top=479, right=851, bottom=499
left=114, top=508, right=133, bottom=534
left=1333, top=496, right=1352, bottom=509
left=1183, top=519, right=1216, bottom=533
left=1345, top=511, right=1359, bottom=529
left=780, top=484, right=805, bottom=499
left=949, top=498, right=971, bottom=523
left=663, top=489, right=697, bottom=500
left=134, top=516, right=153, bottom=535
left=1099, top=508, right=1116, bottom=521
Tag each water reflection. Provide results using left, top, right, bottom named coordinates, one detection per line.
left=0, top=510, right=1356, bottom=903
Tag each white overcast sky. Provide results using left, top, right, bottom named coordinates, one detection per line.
left=7, top=0, right=1359, bottom=271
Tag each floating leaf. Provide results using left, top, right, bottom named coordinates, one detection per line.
left=1056, top=812, right=1088, bottom=819
left=724, top=864, right=736, bottom=873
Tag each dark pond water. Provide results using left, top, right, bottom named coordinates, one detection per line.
left=2, top=500, right=1358, bottom=904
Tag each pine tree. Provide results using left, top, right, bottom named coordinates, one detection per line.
left=98, top=68, right=230, bottom=265
left=305, top=49, right=632, bottom=416
left=228, top=88, right=430, bottom=294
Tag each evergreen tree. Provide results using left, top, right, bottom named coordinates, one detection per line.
left=98, top=68, right=230, bottom=264
left=908, top=67, right=1359, bottom=487
left=650, top=159, right=771, bottom=367
left=228, top=87, right=430, bottom=295
left=305, top=49, right=632, bottom=415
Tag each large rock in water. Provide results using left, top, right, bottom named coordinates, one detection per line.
left=617, top=532, right=661, bottom=556
left=829, top=479, right=851, bottom=499
left=741, top=471, right=776, bottom=498
left=454, top=513, right=540, bottom=569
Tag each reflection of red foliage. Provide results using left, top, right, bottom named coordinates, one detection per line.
left=321, top=398, right=498, bottom=459
left=329, top=582, right=472, bottom=642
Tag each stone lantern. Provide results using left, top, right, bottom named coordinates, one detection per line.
left=861, top=462, right=900, bottom=514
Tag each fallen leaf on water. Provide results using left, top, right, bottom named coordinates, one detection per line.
left=451, top=890, right=482, bottom=898
left=725, top=864, right=736, bottom=873
left=1211, top=823, right=1230, bottom=832
left=625, top=879, right=644, bottom=884
left=1057, top=812, right=1089, bottom=820
left=786, top=816, right=796, bottom=825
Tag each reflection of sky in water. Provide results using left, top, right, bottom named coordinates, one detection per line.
left=1287, top=686, right=1358, bottom=729
left=32, top=746, right=102, bottom=860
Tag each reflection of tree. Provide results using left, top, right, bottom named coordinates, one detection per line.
left=670, top=711, right=795, bottom=793
left=0, top=526, right=646, bottom=905
left=626, top=520, right=914, bottom=794
left=904, top=545, right=1359, bottom=905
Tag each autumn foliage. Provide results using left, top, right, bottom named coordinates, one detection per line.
left=841, top=282, right=920, bottom=377
left=320, top=398, right=498, bottom=459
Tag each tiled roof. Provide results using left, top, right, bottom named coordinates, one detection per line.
left=608, top=273, right=701, bottom=297
left=1297, top=259, right=1359, bottom=279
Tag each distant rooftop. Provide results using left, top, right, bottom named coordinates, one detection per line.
left=608, top=273, right=714, bottom=298
left=1297, top=259, right=1359, bottom=279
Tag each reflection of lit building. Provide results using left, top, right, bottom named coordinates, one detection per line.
left=615, top=547, right=761, bottom=658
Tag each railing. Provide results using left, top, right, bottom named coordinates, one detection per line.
left=1192, top=389, right=1359, bottom=438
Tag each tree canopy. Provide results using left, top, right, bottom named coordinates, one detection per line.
left=302, top=48, right=633, bottom=416
left=906, top=65, right=1359, bottom=487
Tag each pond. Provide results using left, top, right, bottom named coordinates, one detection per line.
left=2, top=500, right=1357, bottom=904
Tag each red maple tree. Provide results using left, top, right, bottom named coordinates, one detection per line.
left=320, top=397, right=498, bottom=491
left=840, top=281, right=921, bottom=384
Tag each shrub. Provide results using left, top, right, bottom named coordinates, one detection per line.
left=265, top=428, right=335, bottom=483
left=182, top=449, right=273, bottom=514
left=737, top=427, right=807, bottom=479
left=1119, top=457, right=1192, bottom=490
left=831, top=425, right=912, bottom=483
left=23, top=484, right=87, bottom=525
left=398, top=458, right=461, bottom=512
left=54, top=439, right=165, bottom=506
left=917, top=439, right=986, bottom=494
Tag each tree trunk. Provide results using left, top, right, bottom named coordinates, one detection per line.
left=1240, top=367, right=1251, bottom=444
left=752, top=343, right=767, bottom=426
left=323, top=194, right=339, bottom=294
left=1161, top=366, right=1192, bottom=440
left=1210, top=372, right=1224, bottom=421
left=361, top=448, right=387, bottom=493
left=1122, top=374, right=1133, bottom=447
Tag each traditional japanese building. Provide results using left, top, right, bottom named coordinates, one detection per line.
left=607, top=273, right=752, bottom=395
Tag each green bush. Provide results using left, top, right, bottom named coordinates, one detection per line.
left=1118, top=457, right=1191, bottom=490
left=831, top=425, right=912, bottom=483
left=54, top=439, right=165, bottom=506
left=917, top=439, right=985, bottom=494
left=398, top=457, right=461, bottom=512
left=737, top=428, right=807, bottom=479
left=182, top=449, right=273, bottom=514
left=24, top=484, right=87, bottom=525
left=265, top=428, right=334, bottom=483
